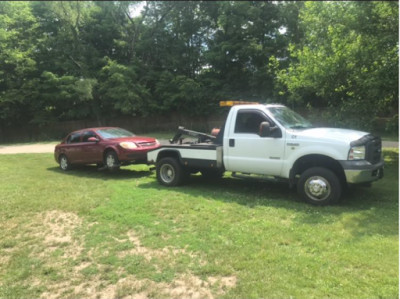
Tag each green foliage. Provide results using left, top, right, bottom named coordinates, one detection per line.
left=385, top=114, right=399, bottom=133
left=153, top=72, right=208, bottom=115
left=36, top=72, right=97, bottom=122
left=279, top=2, right=398, bottom=131
left=0, top=1, right=397, bottom=133
left=0, top=2, right=39, bottom=125
left=97, top=58, right=149, bottom=116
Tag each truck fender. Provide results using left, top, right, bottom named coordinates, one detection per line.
left=288, top=154, right=346, bottom=187
left=155, top=149, right=184, bottom=165
left=282, top=145, right=347, bottom=178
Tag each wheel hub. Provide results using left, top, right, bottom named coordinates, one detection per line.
left=160, top=164, right=175, bottom=183
left=305, top=176, right=330, bottom=201
left=60, top=157, right=68, bottom=169
left=106, top=155, right=115, bottom=167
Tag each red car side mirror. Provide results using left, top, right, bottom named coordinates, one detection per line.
left=88, top=137, right=99, bottom=143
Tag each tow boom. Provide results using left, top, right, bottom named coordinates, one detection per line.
left=169, top=126, right=216, bottom=144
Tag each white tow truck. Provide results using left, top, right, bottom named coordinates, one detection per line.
left=147, top=101, right=384, bottom=205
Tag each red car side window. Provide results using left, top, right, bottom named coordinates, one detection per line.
left=68, top=132, right=82, bottom=144
left=82, top=131, right=97, bottom=142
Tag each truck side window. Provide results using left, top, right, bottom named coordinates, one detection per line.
left=234, top=111, right=267, bottom=134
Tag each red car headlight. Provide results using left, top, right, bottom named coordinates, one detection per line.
left=119, top=142, right=137, bottom=149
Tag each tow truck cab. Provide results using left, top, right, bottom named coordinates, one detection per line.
left=147, top=102, right=384, bottom=205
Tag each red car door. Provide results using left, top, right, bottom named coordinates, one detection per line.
left=64, top=132, right=84, bottom=163
left=80, top=130, right=103, bottom=164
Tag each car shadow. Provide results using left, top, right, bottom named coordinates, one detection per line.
left=47, top=165, right=152, bottom=180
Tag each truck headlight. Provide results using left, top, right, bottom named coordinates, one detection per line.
left=348, top=146, right=366, bottom=160
left=120, top=142, right=137, bottom=149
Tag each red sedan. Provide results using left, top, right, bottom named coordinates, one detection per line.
left=54, top=127, right=160, bottom=171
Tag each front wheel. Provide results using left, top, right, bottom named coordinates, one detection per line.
left=156, top=157, right=188, bottom=186
left=104, top=151, right=120, bottom=171
left=297, top=167, right=341, bottom=205
left=59, top=154, right=71, bottom=171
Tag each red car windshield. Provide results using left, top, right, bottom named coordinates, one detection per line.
left=96, top=128, right=136, bottom=139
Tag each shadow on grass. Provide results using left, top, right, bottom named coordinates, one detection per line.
left=46, top=165, right=152, bottom=180
left=48, top=149, right=398, bottom=238
left=139, top=174, right=391, bottom=209
left=139, top=167, right=398, bottom=237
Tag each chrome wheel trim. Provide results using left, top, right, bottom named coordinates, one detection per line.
left=60, top=156, right=68, bottom=170
left=304, top=176, right=331, bottom=201
left=106, top=154, right=116, bottom=168
left=160, top=164, right=175, bottom=183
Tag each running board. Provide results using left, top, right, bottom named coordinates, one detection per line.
left=231, top=172, right=286, bottom=183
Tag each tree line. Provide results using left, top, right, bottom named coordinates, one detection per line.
left=0, top=1, right=398, bottom=131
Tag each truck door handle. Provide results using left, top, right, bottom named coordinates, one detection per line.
left=229, top=139, right=235, bottom=147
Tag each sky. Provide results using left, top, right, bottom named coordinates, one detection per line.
left=129, top=1, right=146, bottom=18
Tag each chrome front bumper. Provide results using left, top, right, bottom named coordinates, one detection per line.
left=340, top=160, right=384, bottom=184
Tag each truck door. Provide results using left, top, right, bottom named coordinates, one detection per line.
left=224, top=109, right=285, bottom=176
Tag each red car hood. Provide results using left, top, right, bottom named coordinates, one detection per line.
left=108, top=136, right=156, bottom=144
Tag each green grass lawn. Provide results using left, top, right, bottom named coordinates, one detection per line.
left=0, top=149, right=398, bottom=298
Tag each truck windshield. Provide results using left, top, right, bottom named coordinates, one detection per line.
left=268, top=107, right=312, bottom=129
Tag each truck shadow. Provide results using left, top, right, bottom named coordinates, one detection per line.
left=139, top=174, right=394, bottom=208
left=139, top=174, right=301, bottom=207
left=46, top=165, right=151, bottom=180
left=139, top=173, right=398, bottom=238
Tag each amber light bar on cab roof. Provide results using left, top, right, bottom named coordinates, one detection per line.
left=219, top=100, right=260, bottom=107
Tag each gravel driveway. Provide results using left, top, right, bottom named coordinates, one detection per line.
left=0, top=140, right=397, bottom=154
left=0, top=143, right=58, bottom=154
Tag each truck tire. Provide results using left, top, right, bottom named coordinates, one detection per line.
left=157, top=157, right=188, bottom=186
left=297, top=167, right=341, bottom=205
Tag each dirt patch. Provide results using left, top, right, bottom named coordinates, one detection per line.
left=41, top=273, right=237, bottom=299
left=117, top=230, right=192, bottom=262
left=4, top=212, right=236, bottom=299
left=164, top=273, right=237, bottom=299
left=113, top=230, right=236, bottom=298
left=0, top=251, right=11, bottom=266
left=42, top=210, right=82, bottom=242
left=33, top=210, right=84, bottom=259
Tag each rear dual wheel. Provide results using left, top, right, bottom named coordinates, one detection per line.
left=157, top=157, right=188, bottom=186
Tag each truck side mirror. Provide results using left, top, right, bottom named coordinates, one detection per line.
left=259, top=122, right=282, bottom=138
left=259, top=122, right=271, bottom=137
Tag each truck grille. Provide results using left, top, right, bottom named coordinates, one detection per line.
left=365, top=136, right=382, bottom=164
left=351, top=134, right=382, bottom=164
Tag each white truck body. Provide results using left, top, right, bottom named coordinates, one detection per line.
left=147, top=104, right=384, bottom=205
